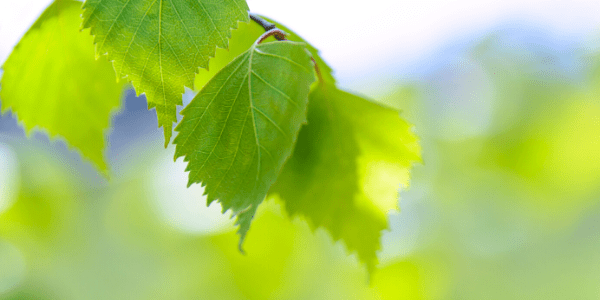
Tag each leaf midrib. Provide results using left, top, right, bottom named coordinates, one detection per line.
left=248, top=44, right=261, bottom=185
left=158, top=0, right=166, bottom=117
left=90, top=0, right=235, bottom=94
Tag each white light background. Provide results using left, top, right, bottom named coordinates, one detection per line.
left=1, top=0, right=600, bottom=92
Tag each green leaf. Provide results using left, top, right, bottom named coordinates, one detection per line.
left=270, top=83, right=421, bottom=273
left=174, top=41, right=315, bottom=245
left=82, top=0, right=249, bottom=145
left=194, top=15, right=335, bottom=92
left=0, top=0, right=124, bottom=172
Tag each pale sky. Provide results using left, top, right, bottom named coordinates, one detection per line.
left=1, top=0, right=600, bottom=89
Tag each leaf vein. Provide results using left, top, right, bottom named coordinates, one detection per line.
left=211, top=106, right=251, bottom=195
left=252, top=106, right=289, bottom=140
left=248, top=46, right=261, bottom=184
left=251, top=70, right=299, bottom=108
left=190, top=72, right=248, bottom=184
left=255, top=49, right=311, bottom=73
left=162, top=35, right=193, bottom=83
left=158, top=0, right=167, bottom=123
left=97, top=0, right=133, bottom=51
left=118, top=0, right=156, bottom=77
left=168, top=0, right=201, bottom=67
left=197, top=1, right=226, bottom=47
left=176, top=54, right=249, bottom=151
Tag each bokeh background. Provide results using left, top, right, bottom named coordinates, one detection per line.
left=2, top=0, right=600, bottom=299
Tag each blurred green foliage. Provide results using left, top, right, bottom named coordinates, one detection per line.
left=381, top=30, right=600, bottom=299
left=0, top=140, right=420, bottom=299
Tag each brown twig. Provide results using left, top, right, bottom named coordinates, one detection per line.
left=249, top=13, right=278, bottom=34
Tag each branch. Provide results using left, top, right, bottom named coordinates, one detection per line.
left=249, top=13, right=323, bottom=82
left=249, top=13, right=279, bottom=36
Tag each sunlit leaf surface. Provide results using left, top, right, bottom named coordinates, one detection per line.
left=82, top=0, right=249, bottom=145
left=0, top=0, right=124, bottom=171
left=271, top=83, right=421, bottom=272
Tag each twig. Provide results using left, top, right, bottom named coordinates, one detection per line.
left=249, top=13, right=278, bottom=35
left=249, top=13, right=324, bottom=82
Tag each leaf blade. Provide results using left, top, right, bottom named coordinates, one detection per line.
left=270, top=83, right=421, bottom=272
left=82, top=0, right=249, bottom=145
left=174, top=41, right=315, bottom=244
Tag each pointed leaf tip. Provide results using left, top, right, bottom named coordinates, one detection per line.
left=82, top=0, right=250, bottom=144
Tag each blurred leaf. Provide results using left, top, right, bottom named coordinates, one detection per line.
left=82, top=0, right=249, bottom=145
left=0, top=0, right=124, bottom=171
left=270, top=83, right=421, bottom=272
left=210, top=204, right=297, bottom=300
left=174, top=41, right=314, bottom=246
left=372, top=261, right=422, bottom=300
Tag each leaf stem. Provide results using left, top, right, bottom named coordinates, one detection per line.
left=255, top=28, right=287, bottom=45
left=310, top=56, right=323, bottom=83
left=249, top=13, right=323, bottom=82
